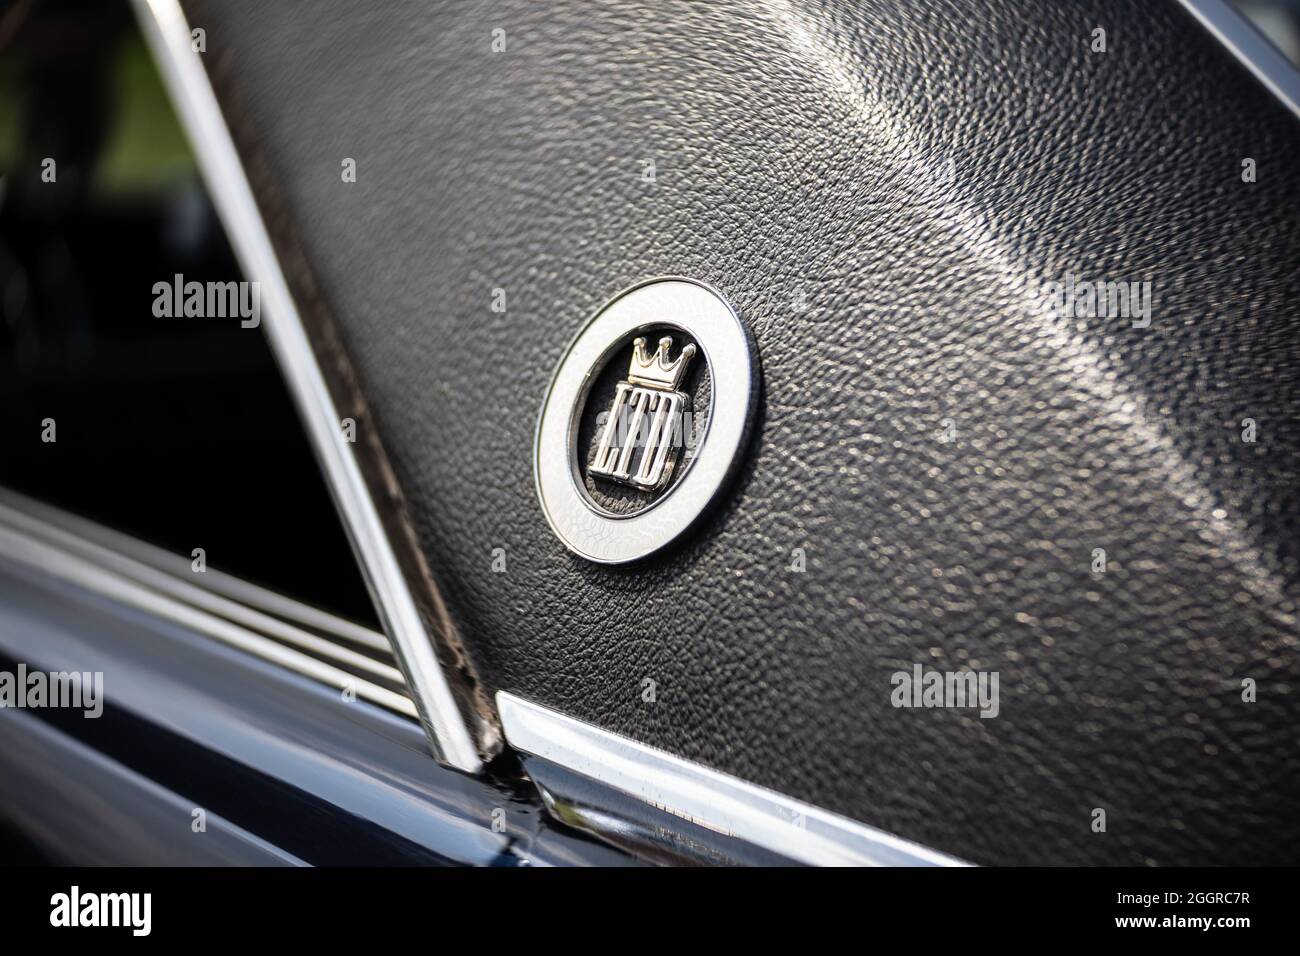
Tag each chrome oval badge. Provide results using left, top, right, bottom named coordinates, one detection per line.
left=535, top=278, right=759, bottom=563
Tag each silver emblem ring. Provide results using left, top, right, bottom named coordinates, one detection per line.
left=535, top=277, right=758, bottom=564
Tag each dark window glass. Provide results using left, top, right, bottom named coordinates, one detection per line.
left=0, top=0, right=377, bottom=626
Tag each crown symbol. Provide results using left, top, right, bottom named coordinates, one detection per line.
left=626, top=335, right=697, bottom=391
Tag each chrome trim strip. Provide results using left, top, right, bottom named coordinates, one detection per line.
left=173, top=568, right=391, bottom=656
left=1180, top=0, right=1300, bottom=119
left=497, top=692, right=969, bottom=867
left=0, top=496, right=403, bottom=688
left=0, top=489, right=392, bottom=659
left=0, top=522, right=418, bottom=719
left=131, top=0, right=480, bottom=770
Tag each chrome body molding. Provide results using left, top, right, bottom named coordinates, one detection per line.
left=131, top=0, right=480, bottom=770
left=497, top=692, right=970, bottom=867
left=0, top=542, right=635, bottom=865
left=0, top=491, right=417, bottom=720
left=1180, top=0, right=1300, bottom=119
left=0, top=709, right=309, bottom=866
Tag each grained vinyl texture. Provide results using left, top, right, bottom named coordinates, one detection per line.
left=186, top=0, right=1300, bottom=865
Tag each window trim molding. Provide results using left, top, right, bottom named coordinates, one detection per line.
left=131, top=0, right=482, bottom=771
left=0, top=494, right=418, bottom=719
left=498, top=692, right=970, bottom=867
left=1180, top=0, right=1300, bottom=120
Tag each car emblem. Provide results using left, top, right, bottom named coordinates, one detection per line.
left=534, top=277, right=759, bottom=563
left=588, top=335, right=697, bottom=492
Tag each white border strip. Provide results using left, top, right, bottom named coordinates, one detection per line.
left=131, top=0, right=480, bottom=770
left=1181, top=0, right=1300, bottom=120
left=498, top=692, right=969, bottom=867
